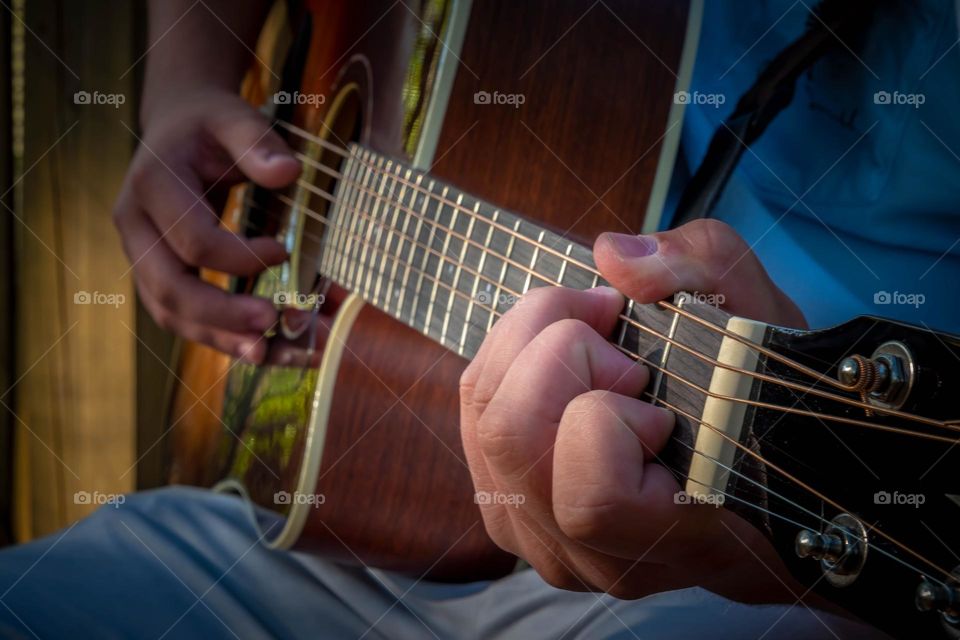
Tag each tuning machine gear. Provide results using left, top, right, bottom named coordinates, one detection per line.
left=838, top=340, right=916, bottom=414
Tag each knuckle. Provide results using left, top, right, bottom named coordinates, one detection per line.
left=153, top=280, right=181, bottom=314
left=176, top=233, right=212, bottom=267
left=475, top=404, right=520, bottom=461
left=540, top=318, right=593, bottom=351
left=564, top=390, right=614, bottom=421
left=151, top=308, right=176, bottom=332
left=678, top=218, right=746, bottom=275
left=555, top=489, right=623, bottom=545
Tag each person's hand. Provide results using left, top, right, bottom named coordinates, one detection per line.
left=113, top=88, right=301, bottom=363
left=460, top=219, right=808, bottom=603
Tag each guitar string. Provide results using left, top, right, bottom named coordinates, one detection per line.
left=657, top=438, right=952, bottom=589
left=239, top=194, right=957, bottom=585
left=652, top=394, right=954, bottom=583
left=238, top=186, right=960, bottom=439
left=269, top=122, right=960, bottom=428
left=264, top=122, right=959, bottom=582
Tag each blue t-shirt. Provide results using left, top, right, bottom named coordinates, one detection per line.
left=668, top=0, right=960, bottom=333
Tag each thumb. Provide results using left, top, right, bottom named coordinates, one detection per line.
left=205, top=97, right=302, bottom=189
left=593, top=219, right=805, bottom=327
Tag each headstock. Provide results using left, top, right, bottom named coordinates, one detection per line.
left=739, top=316, right=960, bottom=638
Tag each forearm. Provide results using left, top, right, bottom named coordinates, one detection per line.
left=141, top=0, right=272, bottom=126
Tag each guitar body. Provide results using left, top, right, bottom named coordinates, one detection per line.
left=167, top=0, right=695, bottom=580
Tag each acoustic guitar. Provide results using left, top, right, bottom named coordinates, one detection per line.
left=165, top=2, right=960, bottom=637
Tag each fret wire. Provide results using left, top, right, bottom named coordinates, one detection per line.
left=355, top=152, right=596, bottom=278
left=332, top=161, right=584, bottom=304
left=488, top=213, right=512, bottom=331
left=523, top=229, right=545, bottom=294
left=557, top=242, right=572, bottom=285
left=382, top=162, right=409, bottom=314
left=343, top=151, right=371, bottom=288
left=365, top=154, right=391, bottom=304
left=395, top=168, right=418, bottom=319
left=411, top=175, right=435, bottom=329
left=320, top=223, right=488, bottom=353
left=334, top=153, right=362, bottom=285
left=358, top=153, right=386, bottom=299
left=460, top=200, right=487, bottom=355
left=442, top=193, right=470, bottom=352
left=425, top=186, right=456, bottom=345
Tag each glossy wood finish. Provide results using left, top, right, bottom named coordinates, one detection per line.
left=170, top=0, right=691, bottom=580
left=304, top=0, right=689, bottom=578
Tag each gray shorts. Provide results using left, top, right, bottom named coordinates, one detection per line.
left=0, top=487, right=881, bottom=639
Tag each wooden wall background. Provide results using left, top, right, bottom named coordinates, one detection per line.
left=10, top=0, right=158, bottom=541
left=1, top=3, right=14, bottom=547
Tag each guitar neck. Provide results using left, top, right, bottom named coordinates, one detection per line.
left=317, top=144, right=749, bottom=495
left=321, top=145, right=684, bottom=359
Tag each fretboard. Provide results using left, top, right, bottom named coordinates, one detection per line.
left=317, top=145, right=734, bottom=475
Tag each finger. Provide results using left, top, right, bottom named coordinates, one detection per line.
left=115, top=194, right=278, bottom=336
left=593, top=219, right=806, bottom=326
left=466, top=286, right=624, bottom=413
left=479, top=320, right=649, bottom=498
left=132, top=164, right=288, bottom=274
left=205, top=98, right=302, bottom=189
left=137, top=280, right=268, bottom=364
left=552, top=391, right=720, bottom=562
left=460, top=286, right=624, bottom=555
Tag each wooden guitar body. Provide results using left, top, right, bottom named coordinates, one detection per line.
left=168, top=0, right=695, bottom=581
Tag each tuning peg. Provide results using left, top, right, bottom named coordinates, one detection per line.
left=795, top=529, right=845, bottom=563
left=916, top=580, right=960, bottom=615
left=837, top=341, right=915, bottom=411
left=794, top=514, right=868, bottom=588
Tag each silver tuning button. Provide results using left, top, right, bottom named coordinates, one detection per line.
left=916, top=568, right=960, bottom=639
left=795, top=514, right=868, bottom=587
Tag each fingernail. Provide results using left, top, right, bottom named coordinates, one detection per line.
left=608, top=234, right=658, bottom=259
